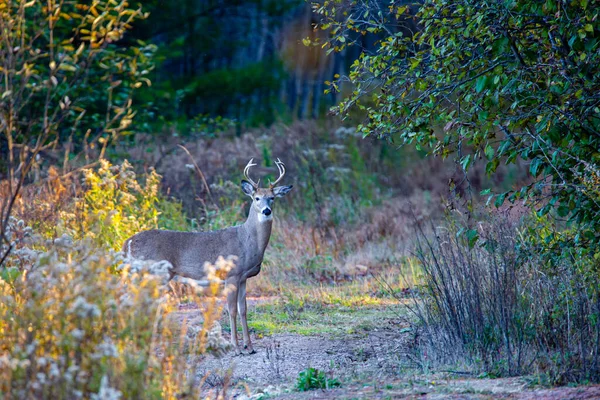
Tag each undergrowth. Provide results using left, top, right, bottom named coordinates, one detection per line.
left=0, top=164, right=230, bottom=399
left=58, top=160, right=189, bottom=250
left=408, top=209, right=600, bottom=384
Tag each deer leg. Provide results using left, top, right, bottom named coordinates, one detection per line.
left=226, top=280, right=241, bottom=355
left=237, top=280, right=254, bottom=354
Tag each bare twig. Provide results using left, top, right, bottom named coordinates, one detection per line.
left=178, top=144, right=217, bottom=207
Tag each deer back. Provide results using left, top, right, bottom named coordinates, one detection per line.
left=126, top=227, right=246, bottom=280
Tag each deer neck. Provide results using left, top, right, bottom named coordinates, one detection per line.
left=243, top=207, right=273, bottom=254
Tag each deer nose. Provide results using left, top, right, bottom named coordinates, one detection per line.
left=262, top=208, right=272, bottom=216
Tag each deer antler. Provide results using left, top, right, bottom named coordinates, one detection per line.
left=269, top=158, right=286, bottom=188
left=243, top=158, right=260, bottom=189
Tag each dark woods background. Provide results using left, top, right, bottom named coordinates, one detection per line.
left=129, top=0, right=410, bottom=132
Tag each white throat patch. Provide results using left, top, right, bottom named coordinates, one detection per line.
left=257, top=213, right=273, bottom=222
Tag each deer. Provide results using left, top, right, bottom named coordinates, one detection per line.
left=122, top=159, right=292, bottom=355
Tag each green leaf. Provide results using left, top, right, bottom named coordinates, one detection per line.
left=0, top=267, right=21, bottom=284
left=466, top=229, right=479, bottom=248
left=557, top=204, right=570, bottom=217
left=460, top=154, right=472, bottom=171
left=475, top=76, right=487, bottom=93
left=529, top=158, right=543, bottom=176
left=58, top=64, right=77, bottom=72
left=484, top=144, right=494, bottom=160
left=486, top=158, right=499, bottom=175
left=537, top=204, right=552, bottom=217
left=494, top=192, right=506, bottom=208
left=568, top=35, right=578, bottom=47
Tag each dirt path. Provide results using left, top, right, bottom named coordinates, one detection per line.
left=176, top=298, right=600, bottom=399
left=199, top=330, right=403, bottom=395
left=198, top=329, right=600, bottom=399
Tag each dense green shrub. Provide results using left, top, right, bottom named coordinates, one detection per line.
left=316, top=0, right=600, bottom=260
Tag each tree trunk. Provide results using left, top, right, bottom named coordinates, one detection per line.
left=298, top=72, right=311, bottom=120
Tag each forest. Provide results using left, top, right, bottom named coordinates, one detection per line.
left=1, top=0, right=600, bottom=398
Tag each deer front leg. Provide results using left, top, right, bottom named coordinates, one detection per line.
left=237, top=279, right=255, bottom=354
left=226, top=279, right=241, bottom=355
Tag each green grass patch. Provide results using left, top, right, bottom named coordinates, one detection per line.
left=243, top=296, right=403, bottom=337
left=222, top=278, right=411, bottom=337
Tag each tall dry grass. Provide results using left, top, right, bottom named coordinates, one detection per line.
left=124, top=121, right=527, bottom=218
left=408, top=210, right=600, bottom=384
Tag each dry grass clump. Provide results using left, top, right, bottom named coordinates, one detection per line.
left=6, top=166, right=82, bottom=240
left=0, top=226, right=233, bottom=399
left=122, top=121, right=398, bottom=215
left=250, top=193, right=437, bottom=294
left=408, top=210, right=600, bottom=384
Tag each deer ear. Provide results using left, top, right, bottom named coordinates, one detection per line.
left=241, top=180, right=255, bottom=197
left=273, top=185, right=293, bottom=198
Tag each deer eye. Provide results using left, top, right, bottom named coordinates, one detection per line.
left=255, top=197, right=259, bottom=201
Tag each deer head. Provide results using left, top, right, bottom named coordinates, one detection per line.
left=241, top=158, right=293, bottom=221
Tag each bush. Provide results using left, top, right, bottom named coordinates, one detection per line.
left=0, top=230, right=233, bottom=399
left=59, top=160, right=188, bottom=250
left=409, top=211, right=600, bottom=384
left=0, top=161, right=231, bottom=398
left=317, top=0, right=600, bottom=255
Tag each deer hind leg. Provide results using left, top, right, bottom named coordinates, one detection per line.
left=226, top=279, right=241, bottom=355
left=237, top=280, right=254, bottom=354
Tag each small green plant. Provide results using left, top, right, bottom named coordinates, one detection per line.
left=295, top=367, right=340, bottom=391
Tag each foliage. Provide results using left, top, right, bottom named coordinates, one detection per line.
left=0, top=228, right=233, bottom=399
left=0, top=0, right=154, bottom=264
left=409, top=211, right=600, bottom=383
left=295, top=367, right=340, bottom=391
left=59, top=160, right=188, bottom=250
left=315, top=0, right=600, bottom=258
left=0, top=0, right=154, bottom=167
left=155, top=194, right=190, bottom=232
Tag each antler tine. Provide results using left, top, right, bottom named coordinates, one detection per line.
left=269, top=158, right=286, bottom=188
left=243, top=158, right=260, bottom=188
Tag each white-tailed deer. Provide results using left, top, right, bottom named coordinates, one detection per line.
left=123, top=159, right=292, bottom=354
